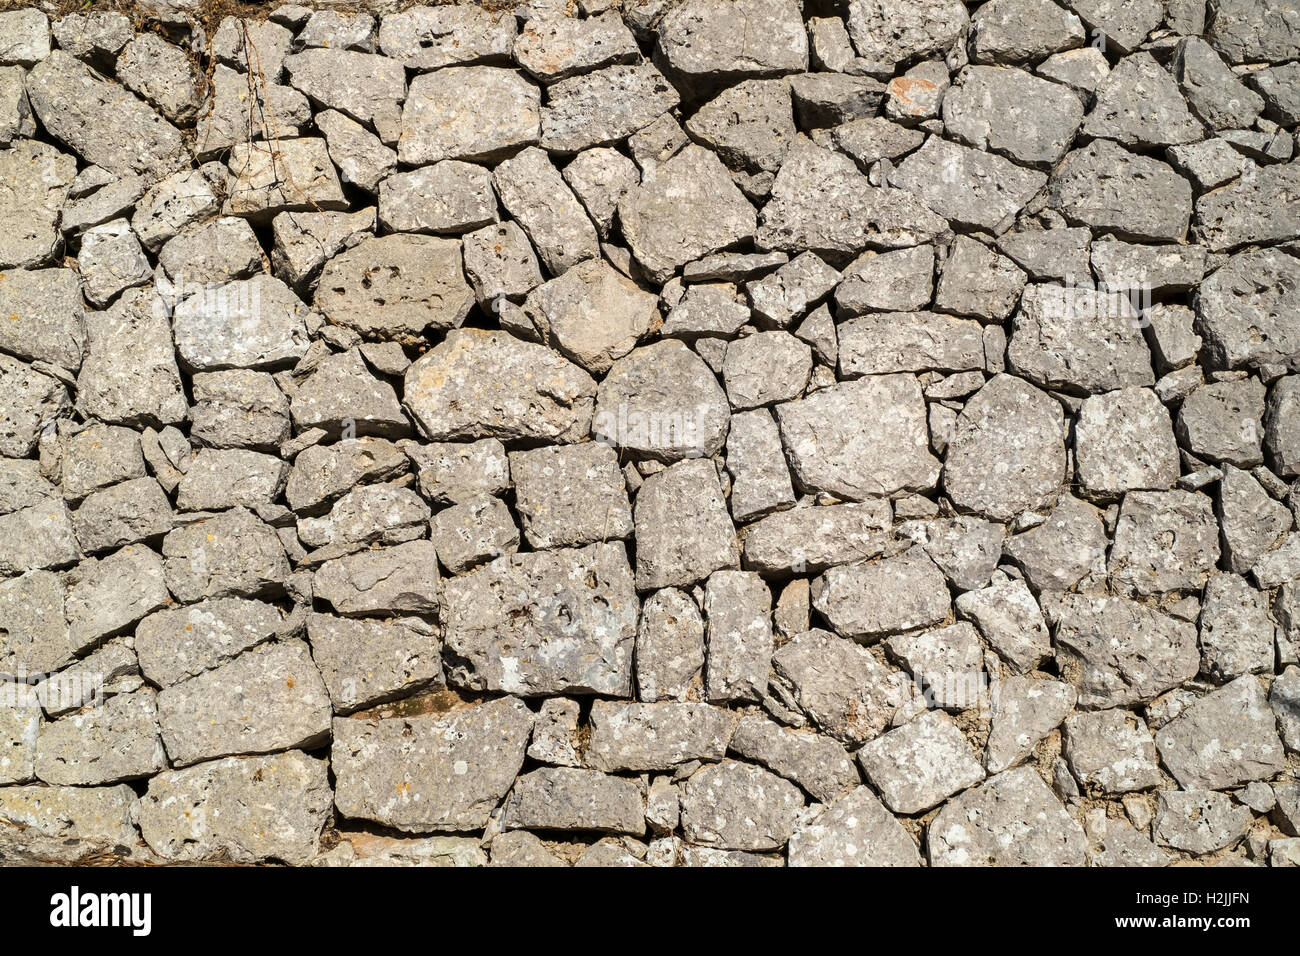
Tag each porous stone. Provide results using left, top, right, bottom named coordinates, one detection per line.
left=776, top=374, right=939, bottom=500
left=1049, top=139, right=1193, bottom=242
left=404, top=329, right=596, bottom=444
left=138, top=752, right=331, bottom=864
left=1154, top=676, right=1286, bottom=790
left=858, top=710, right=985, bottom=813
left=927, top=766, right=1087, bottom=866
left=788, top=786, right=922, bottom=866
left=34, top=689, right=166, bottom=786
left=1044, top=592, right=1200, bottom=709
left=586, top=701, right=735, bottom=771
left=399, top=66, right=539, bottom=165
left=504, top=767, right=644, bottom=834
left=315, top=235, right=474, bottom=341
left=985, top=677, right=1077, bottom=773
left=331, top=696, right=532, bottom=833
left=772, top=628, right=920, bottom=746
left=618, top=145, right=757, bottom=283
left=157, top=640, right=333, bottom=767
left=679, top=760, right=805, bottom=852
left=942, top=374, right=1065, bottom=521
left=442, top=542, right=638, bottom=696
left=1074, top=388, right=1179, bottom=496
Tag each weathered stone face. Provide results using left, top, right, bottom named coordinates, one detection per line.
left=331, top=697, right=533, bottom=833
left=1, top=0, right=1293, bottom=869
left=442, top=543, right=639, bottom=697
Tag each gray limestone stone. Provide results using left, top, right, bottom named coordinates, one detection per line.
left=587, top=701, right=734, bottom=771
left=504, top=767, right=644, bottom=834
left=680, top=759, right=805, bottom=851
left=635, top=588, right=706, bottom=703
left=523, top=258, right=659, bottom=375
left=312, top=540, right=439, bottom=617
left=1044, top=592, right=1200, bottom=709
left=157, top=640, right=332, bottom=767
left=944, top=66, right=1083, bottom=167
left=135, top=598, right=285, bottom=688
left=1009, top=283, right=1153, bottom=394
left=1049, top=139, right=1193, bottom=242
left=846, top=0, right=969, bottom=64
left=442, top=542, right=638, bottom=696
left=812, top=546, right=951, bottom=642
left=1075, top=388, right=1179, bottom=496
left=985, top=677, right=1077, bottom=772
left=307, top=613, right=442, bottom=715
left=541, top=63, right=681, bottom=154
left=840, top=312, right=984, bottom=377
left=1153, top=789, right=1252, bottom=855
left=657, top=0, right=809, bottom=82
left=162, top=507, right=290, bottom=603
left=35, top=688, right=165, bottom=786
left=378, top=5, right=516, bottom=69
left=788, top=786, right=921, bottom=866
left=593, top=340, right=731, bottom=461
left=331, top=696, right=533, bottom=832
left=405, top=329, right=596, bottom=444
left=890, top=136, right=1047, bottom=232
left=618, top=145, right=757, bottom=283
left=703, top=570, right=773, bottom=703
left=224, top=138, right=347, bottom=222
left=858, top=710, right=985, bottom=813
left=1063, top=709, right=1161, bottom=794
left=927, top=766, right=1087, bottom=865
left=758, top=138, right=946, bottom=256
left=729, top=715, right=859, bottom=802
left=777, top=373, right=939, bottom=500
left=742, top=500, right=892, bottom=575
left=400, top=66, right=539, bottom=165
left=316, top=235, right=473, bottom=342
left=1154, top=676, right=1286, bottom=790
left=772, top=628, right=920, bottom=746
left=138, top=751, right=331, bottom=864
left=27, top=51, right=186, bottom=179
left=378, top=162, right=497, bottom=236
left=943, top=373, right=1065, bottom=521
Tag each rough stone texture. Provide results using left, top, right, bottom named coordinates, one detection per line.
left=398, top=67, right=539, bottom=165
left=138, top=752, right=331, bottom=864
left=1049, top=139, right=1192, bottom=242
left=332, top=697, right=532, bottom=833
left=927, top=766, right=1087, bottom=866
left=1154, top=676, right=1286, bottom=790
left=772, top=629, right=920, bottom=747
left=586, top=701, right=734, bottom=771
left=1044, top=593, right=1200, bottom=709
left=942, top=374, right=1065, bottom=521
left=857, top=711, right=986, bottom=813
left=634, top=459, right=739, bottom=590
left=404, top=329, right=596, bottom=444
left=777, top=374, right=939, bottom=500
left=618, top=145, right=757, bottom=282
left=442, top=543, right=638, bottom=696
left=0, top=0, right=1293, bottom=869
left=680, top=760, right=805, bottom=851
left=789, top=787, right=922, bottom=866
left=985, top=677, right=1077, bottom=773
left=812, top=547, right=951, bottom=641
left=157, top=640, right=332, bottom=767
left=1062, top=709, right=1161, bottom=794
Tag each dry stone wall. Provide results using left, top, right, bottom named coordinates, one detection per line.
left=0, top=0, right=1298, bottom=867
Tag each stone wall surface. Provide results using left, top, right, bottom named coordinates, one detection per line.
left=0, top=0, right=1298, bottom=867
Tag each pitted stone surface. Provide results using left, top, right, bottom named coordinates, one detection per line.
left=0, top=0, right=1292, bottom=869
